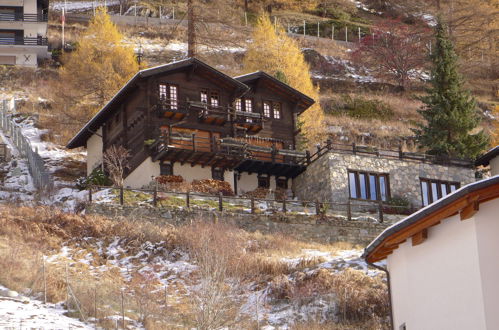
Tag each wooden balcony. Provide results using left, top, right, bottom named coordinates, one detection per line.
left=150, top=133, right=308, bottom=177
left=189, top=101, right=229, bottom=125
left=234, top=110, right=263, bottom=133
left=156, top=99, right=189, bottom=120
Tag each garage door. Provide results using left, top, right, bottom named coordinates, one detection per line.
left=0, top=56, right=16, bottom=65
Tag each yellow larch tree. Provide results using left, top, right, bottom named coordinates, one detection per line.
left=244, top=14, right=326, bottom=147
left=59, top=7, right=139, bottom=119
left=493, top=105, right=499, bottom=146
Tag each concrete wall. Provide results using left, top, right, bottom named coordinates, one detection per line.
left=124, top=156, right=160, bottom=188
left=294, top=151, right=476, bottom=208
left=475, top=199, right=499, bottom=329
left=86, top=128, right=103, bottom=175
left=387, top=213, right=487, bottom=330
left=86, top=203, right=392, bottom=245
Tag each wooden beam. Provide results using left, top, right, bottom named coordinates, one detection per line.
left=460, top=201, right=479, bottom=221
left=412, top=229, right=428, bottom=246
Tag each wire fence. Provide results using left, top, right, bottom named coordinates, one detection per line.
left=89, top=185, right=419, bottom=223
left=0, top=99, right=53, bottom=191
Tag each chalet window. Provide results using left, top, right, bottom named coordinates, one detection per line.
left=200, top=90, right=208, bottom=103
left=263, top=102, right=271, bottom=118
left=348, top=170, right=389, bottom=201
left=420, top=178, right=459, bottom=206
left=245, top=99, right=253, bottom=123
left=159, top=84, right=178, bottom=110
left=258, top=174, right=270, bottom=189
left=272, top=103, right=281, bottom=119
left=235, top=98, right=242, bottom=111
left=160, top=162, right=173, bottom=176
left=276, top=177, right=288, bottom=189
left=210, top=92, right=219, bottom=108
left=212, top=167, right=224, bottom=181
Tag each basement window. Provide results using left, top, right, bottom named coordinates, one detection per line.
left=348, top=170, right=389, bottom=201
left=258, top=175, right=270, bottom=189
left=276, top=177, right=288, bottom=189
left=160, top=162, right=173, bottom=176
left=420, top=178, right=459, bottom=206
left=212, top=167, right=224, bottom=181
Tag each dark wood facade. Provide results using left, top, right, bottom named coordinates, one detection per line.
left=67, top=58, right=315, bottom=180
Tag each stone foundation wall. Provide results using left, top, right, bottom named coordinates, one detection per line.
left=293, top=152, right=476, bottom=208
left=86, top=203, right=393, bottom=245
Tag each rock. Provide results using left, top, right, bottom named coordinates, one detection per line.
left=6, top=290, right=19, bottom=298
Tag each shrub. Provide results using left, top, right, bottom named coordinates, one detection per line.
left=76, top=168, right=112, bottom=190
left=383, top=195, right=412, bottom=215
left=337, top=95, right=395, bottom=120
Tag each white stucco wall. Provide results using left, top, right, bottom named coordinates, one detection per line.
left=475, top=199, right=499, bottom=330
left=236, top=173, right=278, bottom=195
left=174, top=163, right=212, bottom=183
left=387, top=214, right=487, bottom=330
left=123, top=156, right=159, bottom=188
left=86, top=128, right=103, bottom=175
left=489, top=156, right=499, bottom=176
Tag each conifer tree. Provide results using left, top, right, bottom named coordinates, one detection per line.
left=59, top=7, right=139, bottom=117
left=413, top=21, right=489, bottom=159
left=244, top=14, right=325, bottom=146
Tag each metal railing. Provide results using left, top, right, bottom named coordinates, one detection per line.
left=0, top=37, right=48, bottom=46
left=301, top=140, right=475, bottom=168
left=0, top=100, right=53, bottom=191
left=88, top=185, right=419, bottom=223
left=0, top=13, right=48, bottom=22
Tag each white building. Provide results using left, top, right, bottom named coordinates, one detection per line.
left=363, top=146, right=499, bottom=330
left=0, top=0, right=50, bottom=66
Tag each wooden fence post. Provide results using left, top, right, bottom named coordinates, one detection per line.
left=186, top=192, right=190, bottom=208
left=251, top=197, right=255, bottom=214
left=218, top=192, right=223, bottom=212
left=378, top=200, right=384, bottom=223
left=315, top=200, right=320, bottom=215
left=88, top=186, right=92, bottom=203
left=119, top=186, right=124, bottom=205
left=153, top=185, right=158, bottom=207
left=282, top=199, right=286, bottom=213
left=347, top=200, right=352, bottom=220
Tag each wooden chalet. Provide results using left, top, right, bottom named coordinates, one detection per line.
left=67, top=58, right=315, bottom=194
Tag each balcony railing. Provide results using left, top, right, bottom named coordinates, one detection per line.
left=156, top=99, right=189, bottom=120
left=0, top=37, right=48, bottom=46
left=0, top=13, right=48, bottom=22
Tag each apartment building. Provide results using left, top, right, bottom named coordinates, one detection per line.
left=0, top=0, right=49, bottom=66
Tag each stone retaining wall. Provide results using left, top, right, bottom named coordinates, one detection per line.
left=86, top=203, right=395, bottom=245
left=293, top=151, right=476, bottom=207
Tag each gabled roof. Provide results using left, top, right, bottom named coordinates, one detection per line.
left=476, top=146, right=499, bottom=167
left=363, top=175, right=499, bottom=263
left=234, top=71, right=315, bottom=114
left=66, top=58, right=249, bottom=149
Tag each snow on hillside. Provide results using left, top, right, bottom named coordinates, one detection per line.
left=0, top=286, right=92, bottom=329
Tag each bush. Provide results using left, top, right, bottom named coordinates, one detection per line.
left=76, top=168, right=112, bottom=190
left=329, top=95, right=394, bottom=120
left=383, top=196, right=412, bottom=215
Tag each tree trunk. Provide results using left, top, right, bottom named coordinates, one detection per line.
left=188, top=0, right=196, bottom=57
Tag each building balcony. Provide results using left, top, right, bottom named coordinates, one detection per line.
left=150, top=134, right=308, bottom=177
left=156, top=99, right=189, bottom=120
left=0, top=13, right=48, bottom=22
left=189, top=101, right=229, bottom=125
left=0, top=37, right=48, bottom=46
left=234, top=110, right=263, bottom=133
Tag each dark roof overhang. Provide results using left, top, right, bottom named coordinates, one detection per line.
left=66, top=58, right=250, bottom=149
left=234, top=71, right=315, bottom=114
left=475, top=146, right=499, bottom=167
left=363, top=175, right=499, bottom=263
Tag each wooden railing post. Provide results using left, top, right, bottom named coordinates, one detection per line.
left=306, top=150, right=311, bottom=165
left=315, top=200, right=320, bottom=215
left=153, top=185, right=158, bottom=207
left=352, top=142, right=356, bottom=155
left=378, top=200, right=384, bottom=223
left=250, top=197, right=255, bottom=214
left=186, top=192, right=190, bottom=208
left=398, top=144, right=403, bottom=159
left=119, top=186, right=124, bottom=205
left=347, top=200, right=352, bottom=220
left=219, top=192, right=223, bottom=212
left=88, top=186, right=92, bottom=203
left=282, top=199, right=287, bottom=213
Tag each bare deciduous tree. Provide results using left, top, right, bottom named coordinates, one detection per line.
left=103, top=145, right=130, bottom=187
